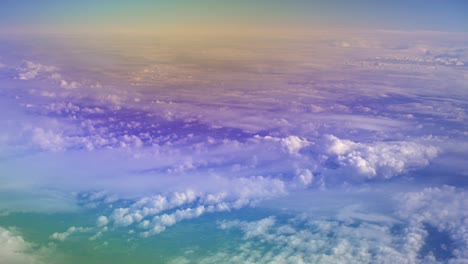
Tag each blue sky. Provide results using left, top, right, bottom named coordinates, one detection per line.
left=0, top=0, right=467, bottom=33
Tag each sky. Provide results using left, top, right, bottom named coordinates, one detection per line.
left=0, top=0, right=467, bottom=34
left=0, top=1, right=467, bottom=264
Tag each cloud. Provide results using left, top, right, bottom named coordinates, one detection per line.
left=0, top=227, right=45, bottom=264
left=98, top=176, right=287, bottom=237
left=49, top=226, right=92, bottom=242
left=96, top=216, right=109, bottom=227
left=15, top=60, right=82, bottom=94
left=396, top=186, right=468, bottom=261
left=261, top=135, right=311, bottom=155
left=295, top=169, right=314, bottom=186
left=59, top=80, right=80, bottom=89
left=108, top=190, right=199, bottom=228
left=219, top=216, right=276, bottom=239
left=0, top=31, right=467, bottom=263
left=193, top=184, right=468, bottom=264
left=205, top=216, right=404, bottom=264
left=17, top=61, right=57, bottom=80
left=321, top=135, right=438, bottom=180
left=143, top=206, right=206, bottom=236
left=31, top=128, right=66, bottom=152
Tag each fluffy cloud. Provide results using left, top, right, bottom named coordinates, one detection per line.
left=143, top=206, right=206, bottom=236
left=396, top=186, right=468, bottom=262
left=1, top=31, right=467, bottom=263
left=321, top=135, right=438, bottom=180
left=102, top=176, right=287, bottom=236
left=262, top=135, right=311, bottom=155
left=0, top=227, right=44, bottom=264
left=219, top=216, right=276, bottom=239
left=17, top=61, right=57, bottom=80
left=96, top=216, right=109, bottom=227
left=31, top=128, right=66, bottom=152
left=191, top=184, right=467, bottom=264
left=16, top=60, right=81, bottom=93
left=108, top=190, right=199, bottom=228
left=49, top=226, right=92, bottom=241
left=295, top=169, right=314, bottom=186
left=203, top=216, right=402, bottom=264
left=59, top=80, right=80, bottom=89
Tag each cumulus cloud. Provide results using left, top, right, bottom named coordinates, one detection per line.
left=190, top=184, right=467, bottom=264
left=49, top=226, right=92, bottom=242
left=0, top=227, right=44, bottom=264
left=108, top=190, right=199, bottom=228
left=17, top=61, right=57, bottom=80
left=143, top=206, right=206, bottom=236
left=100, top=176, right=287, bottom=237
left=96, top=216, right=109, bottom=227
left=396, top=186, right=468, bottom=262
left=1, top=31, right=467, bottom=263
left=261, top=135, right=311, bottom=155
left=205, top=216, right=408, bottom=264
left=59, top=80, right=80, bottom=89
left=295, top=169, right=314, bottom=187
left=31, top=128, right=66, bottom=152
left=219, top=216, right=276, bottom=239
left=15, top=60, right=82, bottom=93
left=321, top=135, right=438, bottom=180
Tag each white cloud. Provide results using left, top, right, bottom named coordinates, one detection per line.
left=322, top=135, right=438, bottom=179
left=168, top=257, right=191, bottom=264
left=219, top=216, right=276, bottom=239
left=96, top=216, right=109, bottom=227
left=108, top=190, right=200, bottom=228
left=280, top=136, right=311, bottom=155
left=204, top=214, right=432, bottom=263
left=39, top=91, right=56, bottom=98
left=295, top=169, right=314, bottom=186
left=396, top=186, right=468, bottom=261
left=144, top=206, right=206, bottom=236
left=49, top=72, right=62, bottom=80
left=258, top=135, right=311, bottom=155
left=17, top=61, right=57, bottom=80
left=94, top=175, right=287, bottom=237
left=15, top=60, right=81, bottom=94
left=1, top=32, right=467, bottom=264
left=49, top=226, right=92, bottom=242
left=59, top=80, right=80, bottom=89
left=31, top=128, right=66, bottom=152
left=204, top=216, right=398, bottom=264
left=197, top=184, right=468, bottom=264
left=0, top=227, right=44, bottom=264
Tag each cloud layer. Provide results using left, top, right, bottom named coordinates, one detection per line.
left=0, top=31, right=466, bottom=263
